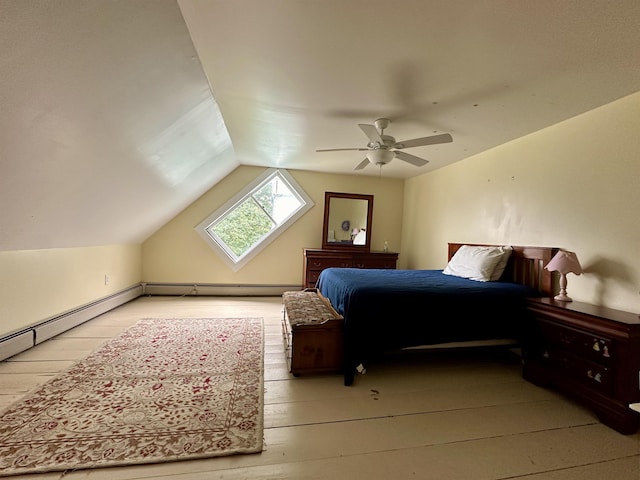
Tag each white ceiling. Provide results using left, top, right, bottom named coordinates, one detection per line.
left=181, top=0, right=640, bottom=176
left=1, top=0, right=639, bottom=251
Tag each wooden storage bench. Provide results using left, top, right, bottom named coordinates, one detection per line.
left=282, top=288, right=344, bottom=375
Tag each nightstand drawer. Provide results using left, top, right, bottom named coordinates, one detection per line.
left=539, top=320, right=613, bottom=366
left=547, top=348, right=613, bottom=394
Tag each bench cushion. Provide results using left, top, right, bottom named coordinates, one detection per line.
left=283, top=289, right=343, bottom=327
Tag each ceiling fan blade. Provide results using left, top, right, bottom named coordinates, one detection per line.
left=358, top=124, right=384, bottom=145
left=354, top=158, right=370, bottom=170
left=394, top=133, right=453, bottom=149
left=395, top=150, right=429, bottom=167
left=316, top=147, right=369, bottom=152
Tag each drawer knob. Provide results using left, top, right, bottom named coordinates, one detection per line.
left=587, top=370, right=603, bottom=383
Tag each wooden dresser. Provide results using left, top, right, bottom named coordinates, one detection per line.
left=303, top=248, right=398, bottom=289
left=522, top=297, right=640, bottom=434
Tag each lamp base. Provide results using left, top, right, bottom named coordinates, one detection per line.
left=554, top=293, right=573, bottom=302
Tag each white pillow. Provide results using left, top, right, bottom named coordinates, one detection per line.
left=443, top=245, right=511, bottom=282
left=489, top=245, right=513, bottom=281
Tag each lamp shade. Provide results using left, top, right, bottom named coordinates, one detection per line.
left=366, top=149, right=395, bottom=165
left=544, top=251, right=583, bottom=275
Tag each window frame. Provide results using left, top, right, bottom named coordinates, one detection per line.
left=195, top=168, right=314, bottom=271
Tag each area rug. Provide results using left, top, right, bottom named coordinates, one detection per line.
left=0, top=317, right=264, bottom=476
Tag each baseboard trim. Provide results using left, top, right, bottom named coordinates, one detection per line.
left=142, top=283, right=301, bottom=297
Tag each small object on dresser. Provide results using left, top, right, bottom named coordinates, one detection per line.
left=383, top=240, right=388, bottom=253
left=543, top=250, right=582, bottom=301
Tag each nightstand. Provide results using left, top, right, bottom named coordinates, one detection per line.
left=522, top=297, right=640, bottom=434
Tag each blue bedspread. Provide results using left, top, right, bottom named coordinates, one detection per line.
left=316, top=268, right=541, bottom=382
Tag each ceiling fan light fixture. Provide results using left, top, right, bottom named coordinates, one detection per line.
left=366, top=149, right=395, bottom=165
left=317, top=118, right=452, bottom=169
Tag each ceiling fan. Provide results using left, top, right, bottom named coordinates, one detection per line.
left=316, top=118, right=453, bottom=170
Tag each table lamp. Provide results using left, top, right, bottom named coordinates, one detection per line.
left=544, top=250, right=583, bottom=301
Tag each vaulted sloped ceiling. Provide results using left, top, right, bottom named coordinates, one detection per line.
left=1, top=0, right=639, bottom=252
left=0, top=0, right=236, bottom=251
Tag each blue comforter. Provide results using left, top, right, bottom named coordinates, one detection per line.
left=316, top=268, right=541, bottom=383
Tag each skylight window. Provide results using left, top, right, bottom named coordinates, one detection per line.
left=196, top=169, right=313, bottom=271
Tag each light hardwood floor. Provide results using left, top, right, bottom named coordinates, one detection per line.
left=1, top=296, right=638, bottom=480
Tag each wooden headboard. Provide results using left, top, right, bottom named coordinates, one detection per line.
left=448, top=243, right=558, bottom=297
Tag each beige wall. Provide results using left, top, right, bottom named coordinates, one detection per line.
left=0, top=244, right=141, bottom=337
left=142, top=168, right=405, bottom=285
left=402, top=91, right=640, bottom=313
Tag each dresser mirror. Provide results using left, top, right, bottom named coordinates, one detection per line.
left=322, top=192, right=373, bottom=251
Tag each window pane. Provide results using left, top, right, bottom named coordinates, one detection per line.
left=210, top=198, right=275, bottom=258
left=254, top=176, right=301, bottom=222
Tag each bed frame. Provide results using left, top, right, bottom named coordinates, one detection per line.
left=448, top=243, right=557, bottom=297
left=323, top=243, right=559, bottom=385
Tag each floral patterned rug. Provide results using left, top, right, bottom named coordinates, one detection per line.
left=0, top=317, right=264, bottom=476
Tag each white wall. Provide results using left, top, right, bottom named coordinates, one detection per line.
left=402, top=91, right=640, bottom=313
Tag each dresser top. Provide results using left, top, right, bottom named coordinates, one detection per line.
left=528, top=297, right=640, bottom=325
left=304, top=248, right=397, bottom=255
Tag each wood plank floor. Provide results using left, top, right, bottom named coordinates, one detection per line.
left=1, top=296, right=638, bottom=480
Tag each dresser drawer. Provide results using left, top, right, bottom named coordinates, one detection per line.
left=303, top=249, right=398, bottom=289
left=306, top=257, right=353, bottom=270
left=539, top=320, right=613, bottom=366
left=306, top=269, right=323, bottom=287
left=547, top=348, right=613, bottom=394
left=354, top=258, right=396, bottom=269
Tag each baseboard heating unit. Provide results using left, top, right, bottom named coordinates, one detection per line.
left=0, top=284, right=142, bottom=361
left=1, top=282, right=299, bottom=362
left=142, top=282, right=300, bottom=297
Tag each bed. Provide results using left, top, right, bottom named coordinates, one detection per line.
left=316, top=243, right=557, bottom=385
